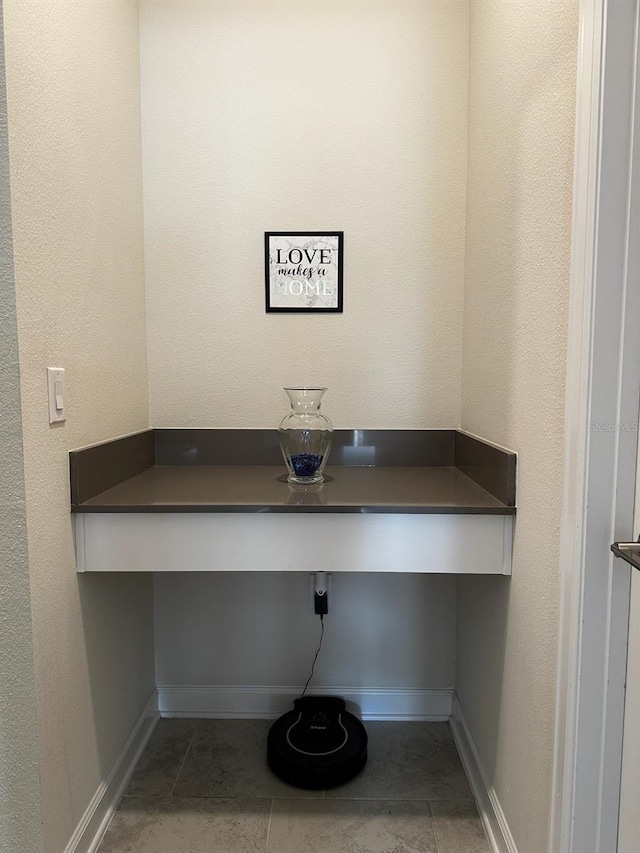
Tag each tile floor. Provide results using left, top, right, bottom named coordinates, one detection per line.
left=98, top=718, right=491, bottom=853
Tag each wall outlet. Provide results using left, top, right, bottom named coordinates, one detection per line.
left=310, top=572, right=332, bottom=614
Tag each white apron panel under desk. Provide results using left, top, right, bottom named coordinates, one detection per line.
left=74, top=512, right=513, bottom=575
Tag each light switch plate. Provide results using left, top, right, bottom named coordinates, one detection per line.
left=47, top=367, right=66, bottom=424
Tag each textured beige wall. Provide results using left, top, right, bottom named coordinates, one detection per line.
left=141, top=0, right=468, bottom=697
left=458, top=2, right=578, bottom=852
left=0, top=1, right=44, bottom=847
left=3, top=1, right=155, bottom=850
left=140, top=0, right=468, bottom=428
left=154, top=572, right=457, bottom=690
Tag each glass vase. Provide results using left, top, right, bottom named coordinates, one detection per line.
left=278, top=387, right=334, bottom=484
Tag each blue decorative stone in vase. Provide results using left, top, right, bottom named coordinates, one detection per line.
left=278, top=388, right=333, bottom=485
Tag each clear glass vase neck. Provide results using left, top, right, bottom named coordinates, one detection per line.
left=285, top=387, right=326, bottom=413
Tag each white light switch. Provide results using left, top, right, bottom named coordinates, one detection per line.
left=47, top=367, right=66, bottom=424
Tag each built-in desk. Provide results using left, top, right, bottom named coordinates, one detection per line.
left=70, top=429, right=516, bottom=574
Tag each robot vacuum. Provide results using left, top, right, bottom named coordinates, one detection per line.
left=267, top=695, right=368, bottom=789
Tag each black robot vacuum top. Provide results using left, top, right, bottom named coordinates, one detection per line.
left=267, top=696, right=368, bottom=789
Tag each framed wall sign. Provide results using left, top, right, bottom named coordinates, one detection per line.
left=265, top=231, right=343, bottom=313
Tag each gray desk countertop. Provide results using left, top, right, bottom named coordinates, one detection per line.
left=70, top=428, right=517, bottom=515
left=74, top=463, right=514, bottom=514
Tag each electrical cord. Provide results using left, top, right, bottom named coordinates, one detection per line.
left=300, top=614, right=325, bottom=699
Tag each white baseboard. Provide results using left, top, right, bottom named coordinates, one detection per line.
left=64, top=691, right=159, bottom=853
left=157, top=685, right=453, bottom=721
left=449, top=693, right=518, bottom=853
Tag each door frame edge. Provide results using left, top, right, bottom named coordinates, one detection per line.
left=551, top=1, right=640, bottom=851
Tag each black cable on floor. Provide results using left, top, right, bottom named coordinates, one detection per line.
left=300, top=614, right=325, bottom=700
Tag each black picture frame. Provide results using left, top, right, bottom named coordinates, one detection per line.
left=265, top=231, right=344, bottom=313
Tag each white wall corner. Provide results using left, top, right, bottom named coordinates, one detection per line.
left=63, top=691, right=159, bottom=853
left=449, top=693, right=518, bottom=853
left=157, top=685, right=453, bottom=722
